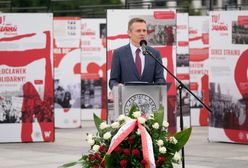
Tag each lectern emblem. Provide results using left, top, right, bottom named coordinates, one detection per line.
left=124, top=94, right=157, bottom=116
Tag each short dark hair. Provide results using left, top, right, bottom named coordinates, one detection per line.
left=128, top=18, right=146, bottom=31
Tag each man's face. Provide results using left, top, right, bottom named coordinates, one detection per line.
left=128, top=22, right=147, bottom=47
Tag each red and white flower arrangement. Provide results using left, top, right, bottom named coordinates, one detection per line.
left=61, top=107, right=191, bottom=168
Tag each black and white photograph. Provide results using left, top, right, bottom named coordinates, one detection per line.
left=190, top=90, right=204, bottom=108
left=232, top=21, right=248, bottom=44
left=100, top=23, right=107, bottom=39
left=54, top=79, right=81, bottom=109
left=209, top=82, right=246, bottom=129
left=0, top=96, right=21, bottom=123
left=176, top=53, right=189, bottom=67
left=81, top=79, right=102, bottom=109
left=176, top=84, right=190, bottom=116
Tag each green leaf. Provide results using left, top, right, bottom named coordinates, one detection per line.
left=153, top=107, right=164, bottom=126
left=93, top=113, right=103, bottom=133
left=174, top=127, right=192, bottom=151
left=128, top=104, right=138, bottom=118
left=58, top=161, right=78, bottom=168
left=104, top=154, right=112, bottom=168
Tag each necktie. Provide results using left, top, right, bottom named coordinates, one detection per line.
left=135, top=48, right=141, bottom=78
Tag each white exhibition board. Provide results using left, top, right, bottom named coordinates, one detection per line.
left=189, top=16, right=209, bottom=126
left=80, top=18, right=107, bottom=121
left=208, top=11, right=248, bottom=144
left=0, top=13, right=54, bottom=142
left=54, top=17, right=81, bottom=128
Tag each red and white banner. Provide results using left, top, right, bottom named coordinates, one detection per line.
left=80, top=19, right=107, bottom=120
left=0, top=13, right=54, bottom=142
left=54, top=17, right=81, bottom=128
left=209, top=11, right=248, bottom=143
left=107, top=9, right=177, bottom=132
left=176, top=13, right=190, bottom=130
left=189, top=16, right=209, bottom=126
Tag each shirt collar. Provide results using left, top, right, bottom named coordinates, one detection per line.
left=129, top=42, right=141, bottom=55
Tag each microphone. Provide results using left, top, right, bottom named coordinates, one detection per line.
left=139, top=40, right=148, bottom=55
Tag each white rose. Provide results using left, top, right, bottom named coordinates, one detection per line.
left=163, top=121, right=169, bottom=127
left=137, top=117, right=146, bottom=124
left=157, top=139, right=164, bottom=146
left=132, top=111, right=141, bottom=118
left=111, top=122, right=120, bottom=129
left=173, top=152, right=181, bottom=161
left=92, top=144, right=100, bottom=152
left=124, top=116, right=131, bottom=122
left=118, top=114, right=126, bottom=121
left=103, top=132, right=112, bottom=140
left=152, top=122, right=159, bottom=129
left=169, top=136, right=178, bottom=144
left=159, top=146, right=167, bottom=154
left=100, top=122, right=109, bottom=130
left=87, top=139, right=95, bottom=146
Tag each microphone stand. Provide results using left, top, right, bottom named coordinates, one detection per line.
left=143, top=49, right=212, bottom=168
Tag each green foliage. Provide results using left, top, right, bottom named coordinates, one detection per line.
left=6, top=0, right=122, bottom=16
left=128, top=104, right=138, bottom=118
left=93, top=113, right=103, bottom=133
left=1, top=0, right=203, bottom=16
left=174, top=127, right=192, bottom=151
left=177, top=0, right=201, bottom=16
left=104, top=154, right=112, bottom=168
left=58, top=161, right=78, bottom=168
left=153, top=106, right=164, bottom=127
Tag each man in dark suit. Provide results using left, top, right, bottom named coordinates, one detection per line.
left=109, top=17, right=166, bottom=89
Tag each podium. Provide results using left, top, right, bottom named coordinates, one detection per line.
left=109, top=83, right=168, bottom=122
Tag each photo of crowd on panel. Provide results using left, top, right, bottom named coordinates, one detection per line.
left=232, top=21, right=248, bottom=44
left=133, top=16, right=176, bottom=47
left=208, top=83, right=246, bottom=130
left=147, top=23, right=175, bottom=46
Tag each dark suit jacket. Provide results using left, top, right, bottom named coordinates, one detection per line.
left=109, top=44, right=166, bottom=89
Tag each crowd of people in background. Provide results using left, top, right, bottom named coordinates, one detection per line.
left=209, top=98, right=245, bottom=129
left=21, top=96, right=53, bottom=123
left=147, top=24, right=175, bottom=46
left=232, top=22, right=248, bottom=44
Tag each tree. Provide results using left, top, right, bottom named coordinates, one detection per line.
left=177, top=0, right=201, bottom=16
left=3, top=0, right=122, bottom=17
